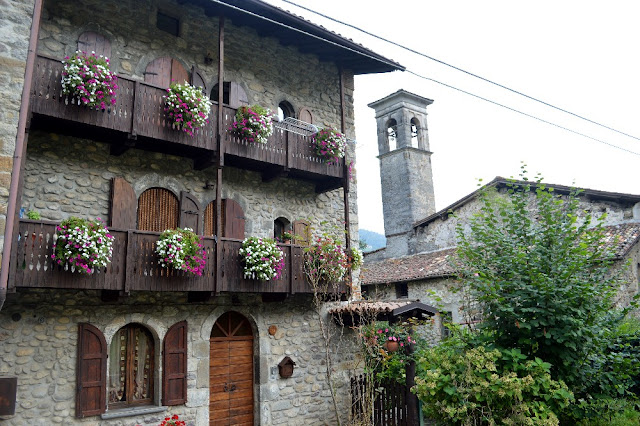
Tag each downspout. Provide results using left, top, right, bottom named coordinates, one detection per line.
left=0, top=0, right=44, bottom=311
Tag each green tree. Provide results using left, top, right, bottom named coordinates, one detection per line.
left=454, top=169, right=635, bottom=396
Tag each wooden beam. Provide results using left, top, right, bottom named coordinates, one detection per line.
left=193, top=151, right=216, bottom=170
left=261, top=167, right=287, bottom=183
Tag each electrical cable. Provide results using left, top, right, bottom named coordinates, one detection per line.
left=281, top=0, right=640, bottom=143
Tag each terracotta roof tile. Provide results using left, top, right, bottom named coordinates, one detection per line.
left=602, top=223, right=640, bottom=258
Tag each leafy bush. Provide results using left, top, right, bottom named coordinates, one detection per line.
left=26, top=210, right=40, bottom=220
left=413, top=331, right=573, bottom=425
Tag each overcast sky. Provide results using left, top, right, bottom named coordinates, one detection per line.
left=267, top=0, right=640, bottom=234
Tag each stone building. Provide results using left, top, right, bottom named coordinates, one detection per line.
left=0, top=1, right=403, bottom=424
left=362, top=90, right=640, bottom=327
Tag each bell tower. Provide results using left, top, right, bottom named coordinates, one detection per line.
left=368, top=90, right=436, bottom=258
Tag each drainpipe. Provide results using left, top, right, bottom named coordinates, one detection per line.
left=0, top=0, right=43, bottom=311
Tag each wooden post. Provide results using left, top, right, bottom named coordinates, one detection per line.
left=339, top=68, right=352, bottom=295
left=405, top=333, right=419, bottom=425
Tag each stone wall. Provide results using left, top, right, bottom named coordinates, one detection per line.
left=0, top=289, right=358, bottom=425
left=410, top=186, right=640, bottom=255
left=0, top=0, right=35, bottom=257
left=21, top=132, right=348, bottom=240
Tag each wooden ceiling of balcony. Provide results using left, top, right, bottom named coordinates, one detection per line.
left=180, top=0, right=404, bottom=75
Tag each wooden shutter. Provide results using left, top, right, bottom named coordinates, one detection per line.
left=77, top=31, right=112, bottom=59
left=76, top=323, right=107, bottom=418
left=229, top=82, right=249, bottom=109
left=137, top=188, right=179, bottom=232
left=179, top=191, right=201, bottom=234
left=144, top=57, right=189, bottom=88
left=204, top=200, right=216, bottom=237
left=292, top=220, right=310, bottom=246
left=110, top=177, right=137, bottom=229
left=224, top=199, right=245, bottom=240
left=163, top=321, right=188, bottom=406
left=191, top=65, right=207, bottom=95
left=298, top=107, right=313, bottom=124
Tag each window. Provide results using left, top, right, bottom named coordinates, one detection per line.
left=274, top=217, right=290, bottom=242
left=211, top=82, right=231, bottom=105
left=386, top=119, right=397, bottom=151
left=395, top=282, right=408, bottom=299
left=108, top=324, right=154, bottom=407
left=441, top=311, right=453, bottom=338
left=137, top=188, right=179, bottom=232
left=203, top=199, right=245, bottom=239
left=277, top=101, right=295, bottom=122
left=410, top=118, right=420, bottom=148
left=157, top=11, right=179, bottom=36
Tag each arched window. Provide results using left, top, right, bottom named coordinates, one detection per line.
left=274, top=217, right=290, bottom=242
left=108, top=324, right=154, bottom=407
left=386, top=119, right=397, bottom=151
left=277, top=101, right=295, bottom=122
left=144, top=57, right=188, bottom=88
left=410, top=118, right=420, bottom=148
left=137, top=188, right=179, bottom=231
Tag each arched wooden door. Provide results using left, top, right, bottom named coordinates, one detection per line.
left=210, top=312, right=254, bottom=425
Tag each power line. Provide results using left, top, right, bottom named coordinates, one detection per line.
left=281, top=0, right=640, bottom=143
left=212, top=0, right=639, bottom=156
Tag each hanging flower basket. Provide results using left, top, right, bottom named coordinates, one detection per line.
left=229, top=105, right=274, bottom=144
left=52, top=217, right=114, bottom=274
left=239, top=236, right=285, bottom=281
left=156, top=228, right=207, bottom=275
left=164, top=81, right=212, bottom=136
left=303, top=235, right=349, bottom=284
left=61, top=50, right=118, bottom=110
left=313, top=128, right=346, bottom=165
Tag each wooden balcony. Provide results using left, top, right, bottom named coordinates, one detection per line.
left=9, top=220, right=350, bottom=295
left=29, top=55, right=344, bottom=191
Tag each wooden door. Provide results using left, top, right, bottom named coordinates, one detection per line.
left=210, top=312, right=254, bottom=425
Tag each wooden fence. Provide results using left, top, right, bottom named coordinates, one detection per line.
left=351, top=374, right=418, bottom=426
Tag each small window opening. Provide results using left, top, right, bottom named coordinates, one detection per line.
left=441, top=311, right=453, bottom=338
left=277, top=101, right=295, bottom=122
left=157, top=12, right=179, bottom=37
left=274, top=217, right=291, bottom=242
left=410, top=118, right=420, bottom=148
left=386, top=119, right=397, bottom=151
left=395, top=282, right=408, bottom=299
left=211, top=82, right=231, bottom=105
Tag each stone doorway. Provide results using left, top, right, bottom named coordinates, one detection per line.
left=209, top=311, right=254, bottom=425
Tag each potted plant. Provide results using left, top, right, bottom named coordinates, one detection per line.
left=312, top=128, right=346, bottom=165
left=159, top=415, right=186, bottom=426
left=61, top=50, right=118, bottom=110
left=229, top=105, right=274, bottom=144
left=156, top=227, right=207, bottom=275
left=164, top=81, right=212, bottom=136
left=51, top=217, right=114, bottom=274
left=281, top=231, right=293, bottom=244
left=239, top=236, right=285, bottom=281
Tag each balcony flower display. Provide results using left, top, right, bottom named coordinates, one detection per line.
left=61, top=50, right=118, bottom=110
left=239, top=236, right=285, bottom=281
left=349, top=247, right=363, bottom=270
left=156, top=228, right=207, bottom=276
left=229, top=105, right=274, bottom=144
left=312, top=128, right=346, bottom=165
left=304, top=235, right=349, bottom=286
left=51, top=217, right=114, bottom=275
left=164, top=81, right=212, bottom=136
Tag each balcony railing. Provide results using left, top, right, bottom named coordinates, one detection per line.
left=30, top=55, right=344, bottom=187
left=9, top=220, right=347, bottom=294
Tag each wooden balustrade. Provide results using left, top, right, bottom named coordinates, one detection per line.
left=30, top=55, right=344, bottom=183
left=10, top=219, right=345, bottom=294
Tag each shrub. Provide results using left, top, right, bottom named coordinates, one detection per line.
left=156, top=228, right=207, bottom=275
left=52, top=217, right=114, bottom=274
left=61, top=50, right=117, bottom=109
left=164, top=81, right=211, bottom=136
left=26, top=210, right=40, bottom=220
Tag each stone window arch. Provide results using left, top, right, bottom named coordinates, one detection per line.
left=108, top=323, right=155, bottom=407
left=386, top=118, right=397, bottom=152
left=137, top=188, right=179, bottom=231
left=274, top=217, right=291, bottom=242
left=277, top=101, right=295, bottom=122
left=410, top=117, right=420, bottom=148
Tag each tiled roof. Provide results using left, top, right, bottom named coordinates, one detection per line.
left=360, top=223, right=640, bottom=285
left=328, top=300, right=417, bottom=316
left=603, top=223, right=640, bottom=258
left=360, top=248, right=456, bottom=285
